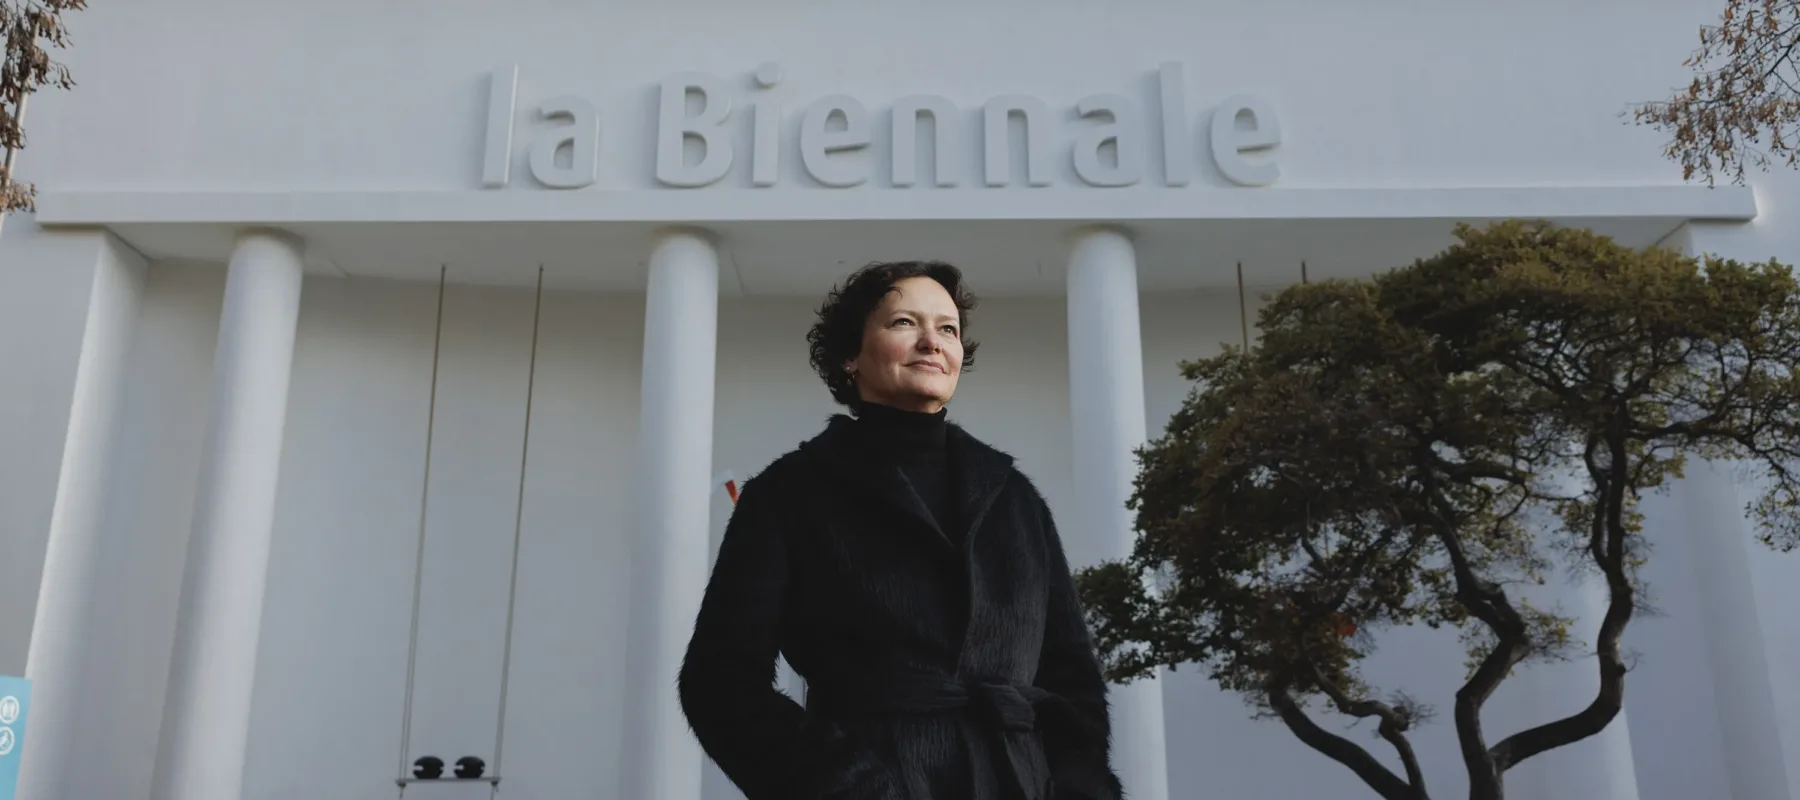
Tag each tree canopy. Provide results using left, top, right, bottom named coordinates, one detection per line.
left=1076, top=221, right=1800, bottom=800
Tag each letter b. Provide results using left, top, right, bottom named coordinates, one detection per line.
left=657, top=73, right=735, bottom=187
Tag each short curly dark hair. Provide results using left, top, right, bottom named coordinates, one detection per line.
left=806, top=260, right=980, bottom=412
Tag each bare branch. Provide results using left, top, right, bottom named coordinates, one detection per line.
left=1267, top=681, right=1423, bottom=800
left=1308, top=663, right=1429, bottom=795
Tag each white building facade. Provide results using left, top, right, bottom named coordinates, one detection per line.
left=0, top=1, right=1795, bottom=798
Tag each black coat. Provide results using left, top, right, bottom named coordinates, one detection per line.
left=677, top=415, right=1125, bottom=800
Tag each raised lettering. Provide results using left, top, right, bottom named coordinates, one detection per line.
left=656, top=72, right=734, bottom=187
left=751, top=65, right=782, bottom=187
left=477, top=64, right=1287, bottom=192
left=1211, top=94, right=1281, bottom=186
left=1157, top=63, right=1190, bottom=187
left=1072, top=94, right=1144, bottom=187
left=800, top=94, right=871, bottom=187
left=891, top=95, right=959, bottom=188
left=751, top=99, right=780, bottom=187
left=481, top=65, right=519, bottom=188
left=528, top=95, right=599, bottom=189
left=983, top=95, right=1052, bottom=187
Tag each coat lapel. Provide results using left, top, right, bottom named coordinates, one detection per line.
left=798, top=414, right=1016, bottom=550
left=945, top=422, right=1015, bottom=545
left=801, top=415, right=951, bottom=547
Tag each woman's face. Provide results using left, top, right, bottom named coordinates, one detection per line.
left=847, top=276, right=964, bottom=414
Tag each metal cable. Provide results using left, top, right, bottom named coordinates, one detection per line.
left=397, top=265, right=448, bottom=786
left=490, top=266, right=545, bottom=794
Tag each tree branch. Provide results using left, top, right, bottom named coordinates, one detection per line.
left=1428, top=453, right=1533, bottom=485
left=1380, top=717, right=1428, bottom=797
left=1308, top=663, right=1429, bottom=796
left=1308, top=663, right=1404, bottom=729
left=1756, top=23, right=1800, bottom=84
left=1266, top=681, right=1422, bottom=800
left=1490, top=429, right=1633, bottom=771
left=1413, top=465, right=1527, bottom=800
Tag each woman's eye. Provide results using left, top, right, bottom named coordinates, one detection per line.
left=893, top=318, right=913, bottom=327
left=941, top=326, right=958, bottom=335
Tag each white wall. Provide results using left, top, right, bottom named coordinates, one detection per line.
left=236, top=274, right=653, bottom=800
left=0, top=222, right=117, bottom=675
left=18, top=0, right=1738, bottom=197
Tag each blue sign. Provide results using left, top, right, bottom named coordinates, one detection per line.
left=0, top=675, right=29, bottom=800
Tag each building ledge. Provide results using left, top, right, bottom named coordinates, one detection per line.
left=32, top=185, right=1758, bottom=226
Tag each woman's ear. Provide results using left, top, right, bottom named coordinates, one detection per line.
left=842, top=358, right=858, bottom=378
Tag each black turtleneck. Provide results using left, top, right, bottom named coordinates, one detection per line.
left=853, top=402, right=957, bottom=540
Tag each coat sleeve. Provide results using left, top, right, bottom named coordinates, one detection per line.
left=676, top=473, right=813, bottom=799
left=1033, top=497, right=1126, bottom=800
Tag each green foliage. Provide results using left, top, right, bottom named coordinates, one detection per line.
left=1076, top=220, right=1800, bottom=799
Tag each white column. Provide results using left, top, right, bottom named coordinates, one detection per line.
left=151, top=229, right=304, bottom=800
left=18, top=235, right=147, bottom=800
left=1064, top=226, right=1170, bottom=800
left=625, top=228, right=719, bottom=800
left=1678, top=461, right=1792, bottom=800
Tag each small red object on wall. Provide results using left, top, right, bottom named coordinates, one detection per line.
left=716, top=470, right=740, bottom=505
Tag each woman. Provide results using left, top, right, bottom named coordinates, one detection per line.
left=677, top=260, right=1123, bottom=800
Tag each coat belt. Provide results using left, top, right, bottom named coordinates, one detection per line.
left=810, top=671, right=1063, bottom=800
